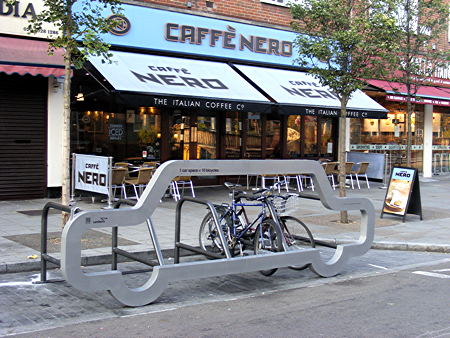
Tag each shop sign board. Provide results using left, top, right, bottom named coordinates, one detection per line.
left=387, top=95, right=450, bottom=107
left=73, top=154, right=111, bottom=195
left=381, top=167, right=422, bottom=222
left=88, top=51, right=271, bottom=112
left=350, top=144, right=424, bottom=151
left=0, top=0, right=58, bottom=38
left=109, top=124, right=125, bottom=141
left=87, top=2, right=305, bottom=68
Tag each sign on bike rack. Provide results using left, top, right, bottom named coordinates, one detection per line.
left=61, top=160, right=375, bottom=306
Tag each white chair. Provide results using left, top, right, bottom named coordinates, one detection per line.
left=299, top=174, right=315, bottom=191
left=283, top=174, right=303, bottom=192
left=171, top=176, right=195, bottom=201
left=259, top=174, right=282, bottom=192
left=351, top=162, right=370, bottom=189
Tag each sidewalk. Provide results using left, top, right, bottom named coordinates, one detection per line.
left=0, top=174, right=449, bottom=274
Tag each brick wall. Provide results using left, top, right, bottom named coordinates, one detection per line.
left=131, top=0, right=449, bottom=63
left=132, top=0, right=293, bottom=28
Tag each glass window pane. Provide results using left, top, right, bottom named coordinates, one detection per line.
left=304, top=116, right=318, bottom=156
left=246, top=113, right=261, bottom=158
left=287, top=115, right=301, bottom=158
left=266, top=120, right=281, bottom=158
left=225, top=112, right=242, bottom=159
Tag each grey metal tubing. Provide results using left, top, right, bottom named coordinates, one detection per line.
left=146, top=218, right=164, bottom=266
left=112, top=248, right=159, bottom=267
left=40, top=202, right=74, bottom=283
left=112, top=200, right=137, bottom=270
left=176, top=242, right=225, bottom=259
left=175, top=197, right=231, bottom=263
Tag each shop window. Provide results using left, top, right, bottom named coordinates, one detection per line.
left=287, top=115, right=301, bottom=158
left=197, top=115, right=217, bottom=159
left=170, top=114, right=190, bottom=160
left=266, top=120, right=281, bottom=158
left=319, top=118, right=333, bottom=155
left=304, top=116, right=318, bottom=157
left=246, top=113, right=262, bottom=158
left=225, top=112, right=242, bottom=159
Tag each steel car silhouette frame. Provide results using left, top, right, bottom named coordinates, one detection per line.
left=61, top=160, right=375, bottom=306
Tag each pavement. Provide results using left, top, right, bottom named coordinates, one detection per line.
left=0, top=173, right=449, bottom=274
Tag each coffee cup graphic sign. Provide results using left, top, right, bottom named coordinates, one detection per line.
left=381, top=167, right=422, bottom=222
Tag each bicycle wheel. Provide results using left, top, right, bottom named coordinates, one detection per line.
left=199, top=207, right=231, bottom=256
left=280, top=215, right=315, bottom=271
left=253, top=219, right=282, bottom=276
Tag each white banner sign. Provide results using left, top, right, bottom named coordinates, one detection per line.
left=74, top=154, right=110, bottom=195
left=0, top=0, right=59, bottom=38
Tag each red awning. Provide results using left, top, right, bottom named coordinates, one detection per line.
left=0, top=36, right=65, bottom=77
left=366, top=79, right=450, bottom=107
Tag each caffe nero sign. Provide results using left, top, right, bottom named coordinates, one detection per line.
left=165, top=23, right=292, bottom=58
left=98, top=3, right=300, bottom=67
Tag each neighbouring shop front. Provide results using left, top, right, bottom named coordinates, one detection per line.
left=352, top=80, right=450, bottom=176
left=70, top=2, right=387, bottom=185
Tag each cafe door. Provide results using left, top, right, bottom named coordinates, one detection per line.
left=170, top=111, right=218, bottom=160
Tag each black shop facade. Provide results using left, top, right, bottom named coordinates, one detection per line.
left=72, top=2, right=387, bottom=181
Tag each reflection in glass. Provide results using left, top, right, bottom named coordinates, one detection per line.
left=246, top=113, right=261, bottom=158
left=197, top=116, right=216, bottom=159
left=287, top=115, right=301, bottom=158
left=225, top=112, right=241, bottom=159
left=266, top=119, right=281, bottom=158
left=304, top=116, right=318, bottom=156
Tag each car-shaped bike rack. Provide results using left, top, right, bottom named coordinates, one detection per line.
left=61, top=159, right=375, bottom=306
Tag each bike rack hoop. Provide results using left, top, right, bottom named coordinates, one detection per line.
left=38, top=202, right=80, bottom=284
left=174, top=197, right=231, bottom=263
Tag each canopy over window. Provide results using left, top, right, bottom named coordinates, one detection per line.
left=366, top=79, right=450, bottom=107
left=235, top=64, right=388, bottom=119
left=87, top=51, right=272, bottom=113
left=0, top=37, right=65, bottom=77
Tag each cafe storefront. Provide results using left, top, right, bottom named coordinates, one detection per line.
left=71, top=2, right=387, bottom=180
left=351, top=80, right=450, bottom=176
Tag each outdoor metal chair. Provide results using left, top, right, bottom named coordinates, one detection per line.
left=111, top=167, right=128, bottom=200
left=171, top=176, right=195, bottom=201
left=322, top=162, right=338, bottom=190
left=124, top=167, right=153, bottom=199
left=351, top=162, right=370, bottom=189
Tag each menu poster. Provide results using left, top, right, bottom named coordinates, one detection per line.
left=381, top=167, right=423, bottom=222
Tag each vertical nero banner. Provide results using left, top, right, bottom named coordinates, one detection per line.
left=74, top=154, right=110, bottom=195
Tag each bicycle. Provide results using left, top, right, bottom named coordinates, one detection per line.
left=198, top=181, right=315, bottom=276
left=198, top=182, right=260, bottom=257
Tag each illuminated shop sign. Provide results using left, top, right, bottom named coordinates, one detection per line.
left=165, top=23, right=292, bottom=57
left=98, top=3, right=300, bottom=67
left=0, top=0, right=58, bottom=38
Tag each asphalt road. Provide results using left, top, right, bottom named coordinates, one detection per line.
left=11, top=260, right=450, bottom=338
left=1, top=249, right=450, bottom=337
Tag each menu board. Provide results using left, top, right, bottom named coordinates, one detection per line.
left=381, top=167, right=422, bottom=222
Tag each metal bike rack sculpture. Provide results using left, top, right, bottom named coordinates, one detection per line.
left=61, top=160, right=375, bottom=306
